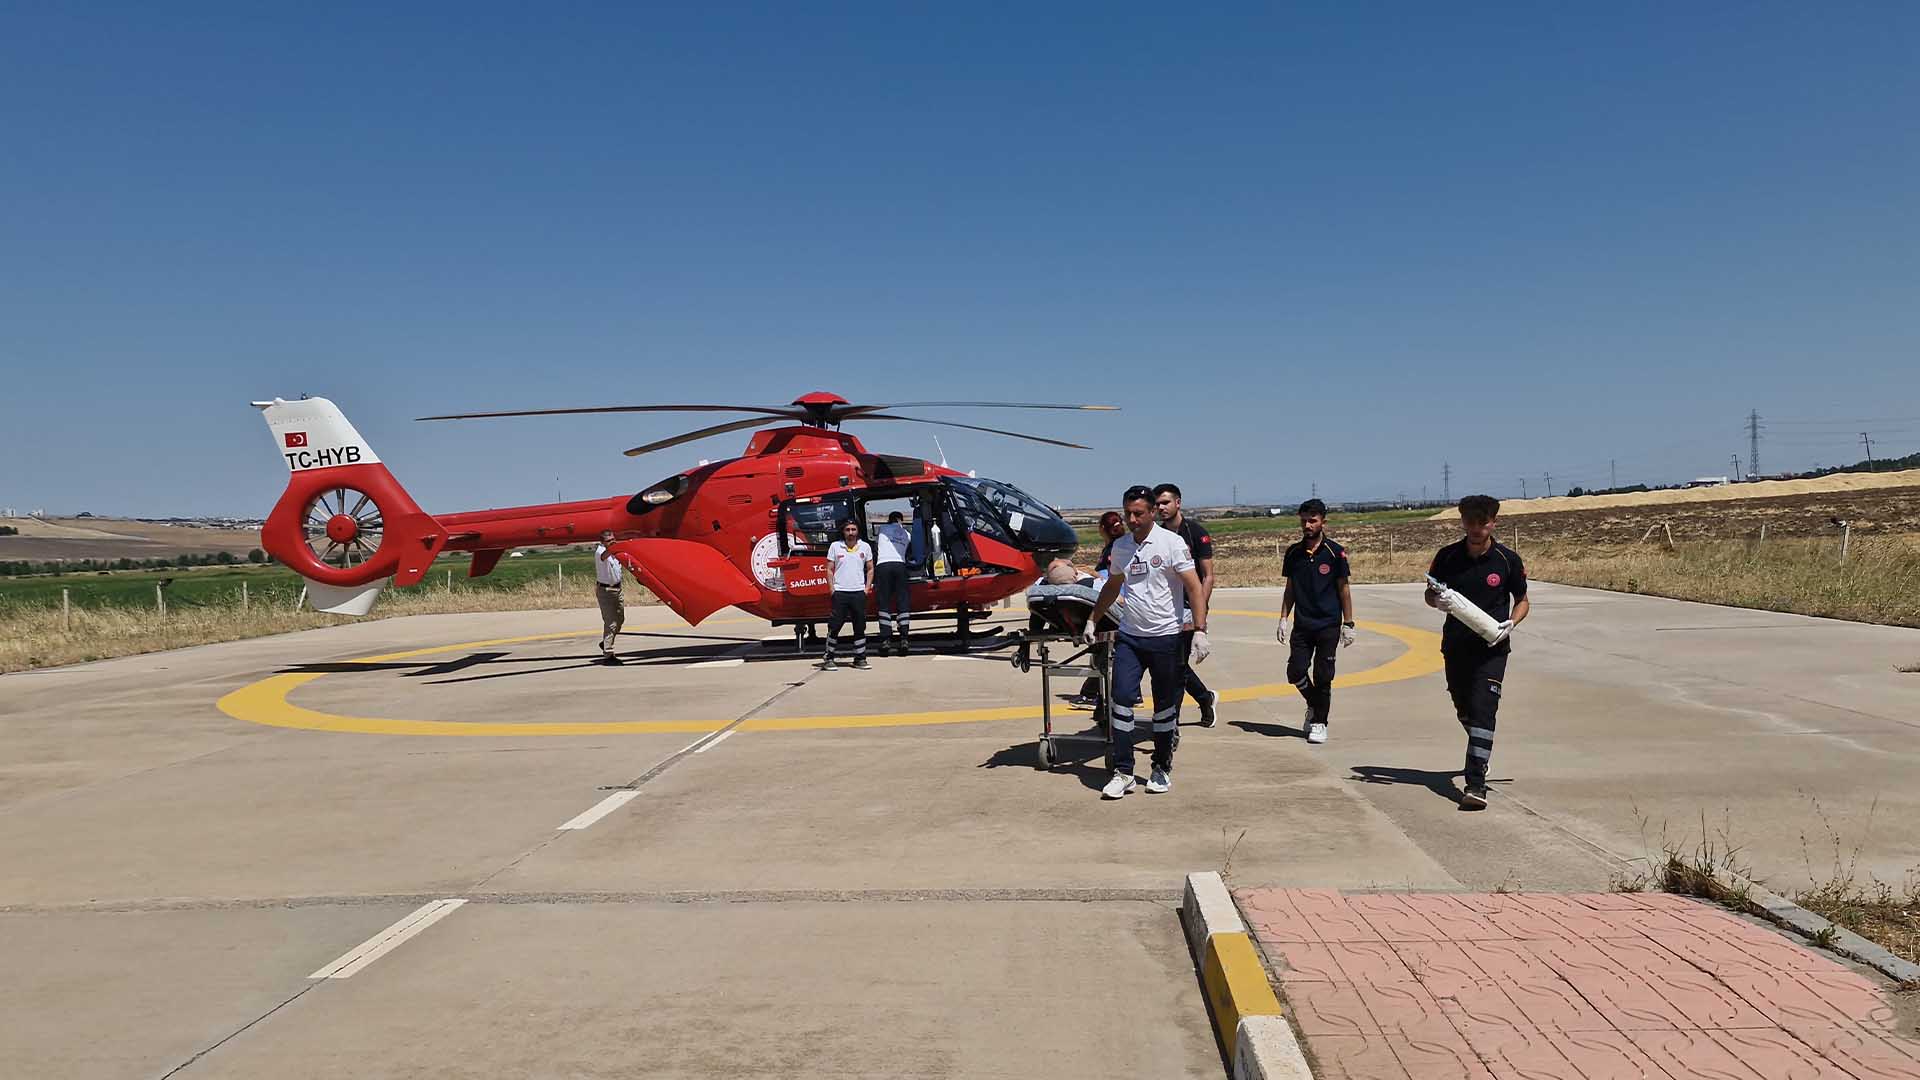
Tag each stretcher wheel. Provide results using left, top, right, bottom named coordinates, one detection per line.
left=1036, top=737, right=1053, bottom=771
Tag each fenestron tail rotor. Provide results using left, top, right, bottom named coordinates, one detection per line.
left=417, top=392, right=1116, bottom=458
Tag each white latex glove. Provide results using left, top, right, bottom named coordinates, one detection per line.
left=1340, top=623, right=1357, bottom=648
left=1079, top=621, right=1099, bottom=646
left=1275, top=618, right=1290, bottom=644
left=1189, top=630, right=1212, bottom=665
left=1492, top=619, right=1515, bottom=644
left=1432, top=588, right=1458, bottom=614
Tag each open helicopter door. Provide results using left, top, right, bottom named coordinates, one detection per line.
left=772, top=493, right=856, bottom=597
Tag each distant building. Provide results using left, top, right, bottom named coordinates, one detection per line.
left=1685, top=476, right=1731, bottom=488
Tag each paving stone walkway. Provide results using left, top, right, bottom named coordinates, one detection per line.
left=1235, top=888, right=1920, bottom=1079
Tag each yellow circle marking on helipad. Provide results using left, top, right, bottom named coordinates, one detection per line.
left=216, top=611, right=1442, bottom=736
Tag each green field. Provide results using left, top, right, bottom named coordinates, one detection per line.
left=1073, top=507, right=1436, bottom=546
left=0, top=547, right=599, bottom=610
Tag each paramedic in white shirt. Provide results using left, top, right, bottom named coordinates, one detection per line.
left=1085, top=486, right=1211, bottom=799
left=873, top=511, right=913, bottom=657
left=593, top=530, right=625, bottom=659
left=821, top=519, right=875, bottom=670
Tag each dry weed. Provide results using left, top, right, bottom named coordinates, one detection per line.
left=1, top=578, right=656, bottom=673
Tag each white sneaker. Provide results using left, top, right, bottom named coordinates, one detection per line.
left=1146, top=768, right=1171, bottom=794
left=1307, top=722, right=1329, bottom=744
left=1101, top=771, right=1136, bottom=799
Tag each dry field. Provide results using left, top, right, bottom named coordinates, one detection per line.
left=1214, top=484, right=1920, bottom=632
left=1, top=578, right=656, bottom=674
left=1427, top=467, right=1920, bottom=519
left=0, top=517, right=262, bottom=561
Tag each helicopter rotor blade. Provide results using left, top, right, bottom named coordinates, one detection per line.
left=847, top=414, right=1092, bottom=450
left=850, top=401, right=1119, bottom=412
left=417, top=404, right=804, bottom=422
left=621, top=415, right=788, bottom=458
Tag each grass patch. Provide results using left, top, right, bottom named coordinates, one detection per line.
left=0, top=552, right=653, bottom=673
left=1209, top=534, right=1920, bottom=628
left=1797, top=875, right=1920, bottom=967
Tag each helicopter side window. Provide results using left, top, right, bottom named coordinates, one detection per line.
left=780, top=496, right=857, bottom=555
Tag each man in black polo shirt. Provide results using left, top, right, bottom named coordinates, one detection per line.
left=1277, top=499, right=1354, bottom=745
left=1152, top=483, right=1219, bottom=727
left=1424, top=494, right=1530, bottom=810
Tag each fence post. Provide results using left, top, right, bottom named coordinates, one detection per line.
left=1759, top=523, right=1767, bottom=542
left=1840, top=523, right=1851, bottom=563
left=558, top=562, right=565, bottom=587
left=1663, top=522, right=1675, bottom=551
left=446, top=569, right=452, bottom=591
left=241, top=580, right=248, bottom=613
left=156, top=583, right=166, bottom=618
left=1388, top=532, right=1395, bottom=556
left=62, top=588, right=70, bottom=632
left=293, top=585, right=306, bottom=612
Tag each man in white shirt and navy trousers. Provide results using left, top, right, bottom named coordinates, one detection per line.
left=1086, top=486, right=1212, bottom=799
left=873, top=511, right=913, bottom=657
left=593, top=530, right=625, bottom=662
left=822, top=519, right=875, bottom=671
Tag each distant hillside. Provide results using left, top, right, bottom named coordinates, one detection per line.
left=0, top=517, right=263, bottom=562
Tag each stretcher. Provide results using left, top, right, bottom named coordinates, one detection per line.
left=1012, top=583, right=1119, bottom=771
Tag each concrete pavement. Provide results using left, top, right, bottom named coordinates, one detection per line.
left=2, top=584, right=1916, bottom=1076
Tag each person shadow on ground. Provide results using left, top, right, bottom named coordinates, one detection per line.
left=1349, top=764, right=1509, bottom=808
left=1229, top=718, right=1308, bottom=740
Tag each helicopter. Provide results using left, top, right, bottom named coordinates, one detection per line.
left=252, top=393, right=1111, bottom=645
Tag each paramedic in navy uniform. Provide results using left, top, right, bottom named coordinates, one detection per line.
left=1085, top=486, right=1211, bottom=800
left=1277, top=499, right=1354, bottom=745
left=1423, top=494, right=1529, bottom=810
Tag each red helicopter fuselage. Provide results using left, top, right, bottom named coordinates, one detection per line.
left=258, top=398, right=1082, bottom=625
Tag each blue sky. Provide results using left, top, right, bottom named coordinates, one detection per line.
left=3, top=3, right=1915, bottom=516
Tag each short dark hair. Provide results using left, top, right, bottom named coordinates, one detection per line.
left=1298, top=498, right=1326, bottom=518
left=1122, top=485, right=1154, bottom=506
left=839, top=518, right=860, bottom=532
left=1151, top=483, right=1182, bottom=501
left=1458, top=494, right=1500, bottom=523
left=887, top=511, right=903, bottom=523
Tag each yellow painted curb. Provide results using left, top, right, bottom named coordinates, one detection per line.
left=1202, top=931, right=1285, bottom=1066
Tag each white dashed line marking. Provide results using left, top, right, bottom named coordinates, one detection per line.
left=693, top=729, right=737, bottom=753
left=689, top=658, right=745, bottom=669
left=556, top=789, right=640, bottom=830
left=309, top=899, right=466, bottom=979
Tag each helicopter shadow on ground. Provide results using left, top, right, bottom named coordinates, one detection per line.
left=274, top=629, right=1029, bottom=686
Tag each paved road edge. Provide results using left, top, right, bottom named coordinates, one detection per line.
left=1180, top=872, right=1312, bottom=1080
left=1694, top=864, right=1920, bottom=986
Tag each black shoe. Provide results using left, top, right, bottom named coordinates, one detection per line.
left=1197, top=689, right=1218, bottom=728
left=818, top=657, right=839, bottom=671
left=1460, top=784, right=1488, bottom=810
left=895, top=642, right=909, bottom=658
left=852, top=656, right=871, bottom=670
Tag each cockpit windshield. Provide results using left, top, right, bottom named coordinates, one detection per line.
left=942, top=477, right=1069, bottom=542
